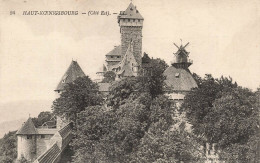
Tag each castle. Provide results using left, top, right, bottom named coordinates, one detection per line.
left=15, top=2, right=207, bottom=163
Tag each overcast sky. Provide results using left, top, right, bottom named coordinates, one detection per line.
left=0, top=0, right=260, bottom=104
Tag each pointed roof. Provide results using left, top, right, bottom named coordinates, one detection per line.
left=118, top=3, right=143, bottom=20
left=55, top=61, right=86, bottom=91
left=118, top=41, right=138, bottom=77
left=142, top=52, right=151, bottom=64
left=16, top=117, right=37, bottom=135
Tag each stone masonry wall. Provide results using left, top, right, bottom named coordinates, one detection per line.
left=17, top=135, right=37, bottom=161
left=121, top=26, right=142, bottom=65
left=36, top=135, right=53, bottom=158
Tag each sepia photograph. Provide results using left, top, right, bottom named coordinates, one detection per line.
left=0, top=0, right=259, bottom=162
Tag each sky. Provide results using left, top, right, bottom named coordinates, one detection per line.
left=0, top=0, right=260, bottom=105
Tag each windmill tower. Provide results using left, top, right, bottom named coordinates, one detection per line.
left=163, top=41, right=197, bottom=102
left=172, top=42, right=193, bottom=69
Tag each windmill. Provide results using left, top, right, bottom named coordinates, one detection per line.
left=172, top=40, right=192, bottom=68
left=173, top=40, right=190, bottom=57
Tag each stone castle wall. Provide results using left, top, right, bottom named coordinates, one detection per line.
left=17, top=135, right=37, bottom=161
left=121, top=26, right=142, bottom=65
left=36, top=135, right=53, bottom=158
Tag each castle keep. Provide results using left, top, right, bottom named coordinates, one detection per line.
left=16, top=2, right=200, bottom=162
left=102, top=2, right=144, bottom=78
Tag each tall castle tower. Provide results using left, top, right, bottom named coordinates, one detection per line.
left=118, top=2, right=144, bottom=66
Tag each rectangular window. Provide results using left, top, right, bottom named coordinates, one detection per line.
left=41, top=135, right=45, bottom=139
left=128, top=19, right=130, bottom=22
left=133, top=19, right=135, bottom=22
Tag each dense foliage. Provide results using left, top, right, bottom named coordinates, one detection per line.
left=102, top=71, right=116, bottom=83
left=139, top=58, right=168, bottom=98
left=52, top=76, right=103, bottom=123
left=31, top=111, right=54, bottom=128
left=69, top=57, right=204, bottom=163
left=0, top=131, right=17, bottom=163
left=182, top=74, right=260, bottom=162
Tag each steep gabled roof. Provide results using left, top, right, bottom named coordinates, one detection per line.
left=118, top=41, right=138, bottom=77
left=16, top=117, right=37, bottom=135
left=119, top=3, right=143, bottom=20
left=56, top=61, right=86, bottom=91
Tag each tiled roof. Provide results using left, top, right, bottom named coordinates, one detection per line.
left=35, top=143, right=61, bottom=163
left=16, top=118, right=37, bottom=135
left=56, top=61, right=86, bottom=91
left=105, top=45, right=121, bottom=56
left=120, top=64, right=134, bottom=77
left=105, top=42, right=138, bottom=77
left=58, top=123, right=73, bottom=151
left=118, top=41, right=138, bottom=77
left=98, top=83, right=111, bottom=92
left=119, top=3, right=143, bottom=20
left=164, top=66, right=197, bottom=92
left=58, top=123, right=72, bottom=139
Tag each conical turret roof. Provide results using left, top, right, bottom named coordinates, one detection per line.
left=55, top=60, right=86, bottom=91
left=16, top=117, right=37, bottom=135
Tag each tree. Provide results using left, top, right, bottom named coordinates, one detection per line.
left=65, top=59, right=205, bottom=163
left=139, top=57, right=168, bottom=98
left=102, top=71, right=116, bottom=83
left=182, top=74, right=237, bottom=140
left=52, top=76, right=103, bottom=123
left=132, top=123, right=205, bottom=163
left=72, top=87, right=204, bottom=162
left=182, top=74, right=259, bottom=162
left=32, top=111, right=54, bottom=128
left=0, top=131, right=17, bottom=163
left=217, top=87, right=260, bottom=162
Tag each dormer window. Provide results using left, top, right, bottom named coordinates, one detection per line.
left=175, top=73, right=180, bottom=78
left=62, top=74, right=68, bottom=83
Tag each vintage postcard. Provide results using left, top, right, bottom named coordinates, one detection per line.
left=0, top=0, right=259, bottom=163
